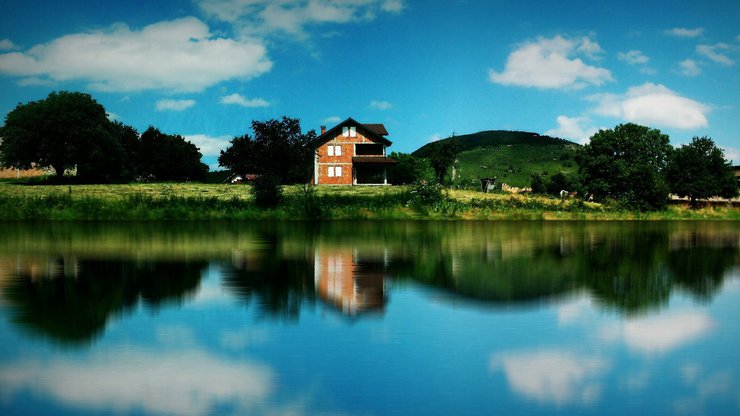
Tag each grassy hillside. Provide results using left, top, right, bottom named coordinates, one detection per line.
left=412, top=131, right=580, bottom=188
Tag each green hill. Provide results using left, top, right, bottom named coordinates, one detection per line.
left=412, top=131, right=580, bottom=188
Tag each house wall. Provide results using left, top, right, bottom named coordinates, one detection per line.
left=315, top=129, right=385, bottom=185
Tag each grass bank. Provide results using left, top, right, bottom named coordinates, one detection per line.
left=0, top=182, right=737, bottom=221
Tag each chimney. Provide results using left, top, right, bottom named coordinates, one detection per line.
left=320, top=125, right=326, bottom=135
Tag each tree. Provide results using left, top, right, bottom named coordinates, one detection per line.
left=0, top=91, right=124, bottom=181
left=387, top=152, right=431, bottom=184
left=219, top=117, right=316, bottom=183
left=135, top=127, right=208, bottom=182
left=428, top=141, right=458, bottom=184
left=219, top=117, right=316, bottom=208
left=665, top=136, right=737, bottom=206
left=577, top=123, right=672, bottom=210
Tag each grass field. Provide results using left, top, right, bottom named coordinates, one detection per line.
left=0, top=182, right=737, bottom=221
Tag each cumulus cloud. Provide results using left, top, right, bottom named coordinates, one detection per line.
left=369, top=100, right=392, bottom=110
left=588, top=83, right=709, bottom=129
left=0, top=349, right=274, bottom=416
left=617, top=50, right=649, bottom=65
left=196, top=0, right=405, bottom=39
left=489, top=35, right=613, bottom=89
left=0, top=38, right=15, bottom=51
left=155, top=98, right=196, bottom=111
left=696, top=43, right=735, bottom=66
left=665, top=27, right=704, bottom=38
left=183, top=134, right=232, bottom=156
left=601, top=311, right=714, bottom=354
left=0, top=17, right=272, bottom=92
left=220, top=93, right=270, bottom=108
left=678, top=59, right=702, bottom=77
left=545, top=116, right=602, bottom=145
left=491, top=350, right=609, bottom=406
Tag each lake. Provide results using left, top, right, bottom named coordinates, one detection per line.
left=0, top=221, right=738, bottom=416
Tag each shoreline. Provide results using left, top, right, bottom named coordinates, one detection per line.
left=1, top=182, right=737, bottom=221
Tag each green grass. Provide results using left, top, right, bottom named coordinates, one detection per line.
left=0, top=182, right=737, bottom=221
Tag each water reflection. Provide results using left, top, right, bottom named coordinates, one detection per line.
left=2, top=256, right=206, bottom=345
left=0, top=221, right=737, bottom=340
left=0, top=221, right=738, bottom=415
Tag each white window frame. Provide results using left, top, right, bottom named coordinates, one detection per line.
left=334, top=145, right=342, bottom=156
left=336, top=166, right=342, bottom=177
left=328, top=166, right=335, bottom=177
left=349, top=126, right=357, bottom=137
left=342, top=127, right=349, bottom=137
left=328, top=145, right=334, bottom=156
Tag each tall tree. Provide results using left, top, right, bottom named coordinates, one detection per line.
left=0, top=91, right=124, bottom=181
left=665, top=136, right=737, bottom=206
left=137, top=127, right=208, bottom=182
left=218, top=117, right=317, bottom=183
left=577, top=123, right=672, bottom=210
left=428, top=141, right=458, bottom=184
left=219, top=117, right=317, bottom=208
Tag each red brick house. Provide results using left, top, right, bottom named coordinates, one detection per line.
left=313, top=118, right=396, bottom=185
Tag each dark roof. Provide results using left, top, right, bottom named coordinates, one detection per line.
left=315, top=117, right=392, bottom=147
left=352, top=156, right=397, bottom=164
left=363, top=124, right=389, bottom=136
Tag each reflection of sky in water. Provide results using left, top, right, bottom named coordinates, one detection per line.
left=0, top=224, right=738, bottom=416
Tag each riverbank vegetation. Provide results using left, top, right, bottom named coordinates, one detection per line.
left=0, top=182, right=737, bottom=221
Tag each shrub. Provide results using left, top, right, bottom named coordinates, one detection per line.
left=252, top=175, right=283, bottom=208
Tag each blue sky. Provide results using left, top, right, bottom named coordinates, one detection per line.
left=1, top=0, right=738, bottom=169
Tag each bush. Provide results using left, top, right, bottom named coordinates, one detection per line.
left=252, top=175, right=283, bottom=208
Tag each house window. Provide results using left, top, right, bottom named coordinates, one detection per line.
left=327, top=166, right=342, bottom=177
left=327, top=145, right=341, bottom=156
left=342, top=126, right=357, bottom=138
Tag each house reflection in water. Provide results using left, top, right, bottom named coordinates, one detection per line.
left=314, top=249, right=388, bottom=317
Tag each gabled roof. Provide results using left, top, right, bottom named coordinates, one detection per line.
left=315, top=117, right=392, bottom=147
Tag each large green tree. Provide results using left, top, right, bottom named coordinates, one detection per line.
left=577, top=123, right=672, bottom=210
left=218, top=116, right=316, bottom=183
left=387, top=152, right=431, bottom=185
left=0, top=91, right=124, bottom=181
left=665, top=136, right=737, bottom=206
left=218, top=117, right=316, bottom=208
left=136, top=127, right=208, bottom=181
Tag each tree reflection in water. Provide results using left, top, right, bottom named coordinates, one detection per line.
left=0, top=221, right=737, bottom=345
left=2, top=258, right=206, bottom=345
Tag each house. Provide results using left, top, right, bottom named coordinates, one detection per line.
left=313, top=118, right=396, bottom=185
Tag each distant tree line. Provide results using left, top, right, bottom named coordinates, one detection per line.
left=0, top=91, right=207, bottom=182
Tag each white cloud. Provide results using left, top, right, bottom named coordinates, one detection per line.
left=0, top=17, right=272, bottom=92
left=617, top=50, right=649, bottom=65
left=721, top=146, right=738, bottom=164
left=489, top=35, right=613, bottom=89
left=678, top=59, right=702, bottom=77
left=0, top=349, right=274, bottom=416
left=601, top=311, right=714, bottom=354
left=665, top=27, right=704, bottom=38
left=0, top=38, right=15, bottom=51
left=427, top=132, right=443, bottom=143
left=588, top=83, right=710, bottom=129
left=183, top=134, right=232, bottom=156
left=370, top=100, right=392, bottom=110
left=545, top=115, right=602, bottom=145
left=696, top=43, right=735, bottom=66
left=220, top=93, right=270, bottom=108
left=322, top=116, right=342, bottom=125
left=155, top=98, right=196, bottom=111
left=196, top=0, right=405, bottom=39
left=491, top=350, right=609, bottom=406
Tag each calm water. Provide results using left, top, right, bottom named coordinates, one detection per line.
left=0, top=221, right=738, bottom=416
